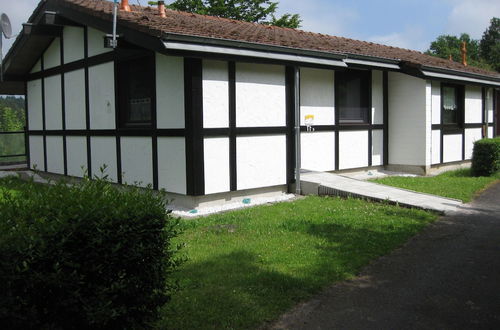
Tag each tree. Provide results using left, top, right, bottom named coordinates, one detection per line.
left=425, top=33, right=493, bottom=71
left=480, top=17, right=500, bottom=71
left=166, top=0, right=302, bottom=28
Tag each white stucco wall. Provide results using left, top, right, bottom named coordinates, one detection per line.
left=464, top=85, right=482, bottom=123
left=372, top=129, right=383, bottom=166
left=156, top=54, right=185, bottom=129
left=300, top=67, right=335, bottom=125
left=431, top=130, right=441, bottom=165
left=236, top=135, right=286, bottom=190
left=371, top=70, right=384, bottom=125
left=443, top=134, right=462, bottom=163
left=90, top=136, right=117, bottom=181
left=338, top=130, right=369, bottom=169
left=89, top=62, right=115, bottom=129
left=488, top=126, right=493, bottom=138
left=486, top=88, right=494, bottom=124
left=157, top=137, right=186, bottom=194
left=465, top=128, right=482, bottom=160
left=44, top=75, right=63, bottom=130
left=204, top=137, right=230, bottom=194
left=388, top=72, right=428, bottom=166
left=63, top=26, right=84, bottom=63
left=66, top=136, right=87, bottom=177
left=120, top=137, right=153, bottom=187
left=30, top=59, right=41, bottom=73
left=29, top=135, right=44, bottom=171
left=300, top=131, right=335, bottom=171
left=27, top=79, right=43, bottom=130
left=236, top=63, right=286, bottom=127
left=431, top=81, right=441, bottom=125
left=45, top=136, right=64, bottom=174
left=43, top=38, right=60, bottom=69
left=64, top=69, right=86, bottom=129
left=203, top=60, right=229, bottom=128
left=87, top=27, right=108, bottom=57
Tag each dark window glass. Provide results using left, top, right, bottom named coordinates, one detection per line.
left=118, top=56, right=154, bottom=127
left=442, top=85, right=458, bottom=124
left=336, top=70, right=370, bottom=124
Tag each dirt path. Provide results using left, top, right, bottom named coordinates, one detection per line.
left=270, top=182, right=500, bottom=330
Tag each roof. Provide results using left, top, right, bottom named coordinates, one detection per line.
left=1, top=0, right=500, bottom=94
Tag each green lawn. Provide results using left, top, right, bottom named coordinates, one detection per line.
left=371, top=168, right=500, bottom=202
left=158, top=196, right=436, bottom=329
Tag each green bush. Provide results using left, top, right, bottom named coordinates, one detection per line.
left=471, top=137, right=500, bottom=176
left=0, top=174, right=181, bottom=329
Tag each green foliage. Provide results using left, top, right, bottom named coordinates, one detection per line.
left=471, top=137, right=500, bottom=176
left=480, top=17, right=500, bottom=72
left=0, top=96, right=25, bottom=132
left=371, top=168, right=500, bottom=202
left=158, top=196, right=435, bottom=329
left=426, top=17, right=500, bottom=72
left=168, top=0, right=301, bottom=28
left=0, top=174, right=181, bottom=329
left=425, top=33, right=493, bottom=70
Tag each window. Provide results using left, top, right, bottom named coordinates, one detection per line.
left=117, top=55, right=155, bottom=128
left=336, top=69, right=370, bottom=124
left=441, top=84, right=463, bottom=125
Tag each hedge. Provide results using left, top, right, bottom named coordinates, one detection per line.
left=0, top=174, right=181, bottom=329
left=471, top=137, right=500, bottom=176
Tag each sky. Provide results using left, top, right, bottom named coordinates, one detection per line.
left=1, top=0, right=499, bottom=55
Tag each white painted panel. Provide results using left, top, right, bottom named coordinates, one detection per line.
left=65, top=69, right=86, bottom=129
left=300, top=131, right=335, bottom=171
left=87, top=27, right=108, bottom=57
left=464, top=128, right=482, bottom=160
left=431, top=81, right=441, bottom=125
left=339, top=130, right=369, bottom=169
left=372, top=129, right=383, bottom=166
left=43, top=38, right=60, bottom=69
left=443, top=134, right=462, bottom=163
left=236, top=63, right=286, bottom=127
left=89, top=62, right=115, bottom=129
left=29, top=135, right=44, bottom=171
left=488, top=126, right=493, bottom=138
left=63, top=26, right=84, bottom=63
left=486, top=88, right=494, bottom=123
left=156, top=54, right=185, bottom=129
left=204, top=137, right=230, bottom=194
left=371, top=70, right=384, bottom=125
left=120, top=137, right=153, bottom=187
left=203, top=60, right=229, bottom=128
left=44, top=75, right=63, bottom=130
left=237, top=135, right=286, bottom=190
left=27, top=79, right=43, bottom=130
left=300, top=67, right=335, bottom=125
left=91, top=137, right=117, bottom=182
left=464, top=85, right=482, bottom=123
left=66, top=136, right=87, bottom=177
left=431, top=130, right=441, bottom=165
left=30, top=59, right=41, bottom=73
left=388, top=72, right=428, bottom=166
left=158, top=137, right=186, bottom=194
left=46, top=136, right=64, bottom=174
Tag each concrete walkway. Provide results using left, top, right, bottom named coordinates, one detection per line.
left=271, top=181, right=500, bottom=330
left=301, top=171, right=463, bottom=215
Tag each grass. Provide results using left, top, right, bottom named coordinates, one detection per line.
left=371, top=168, right=500, bottom=202
left=158, top=196, right=436, bottom=329
left=0, top=176, right=25, bottom=201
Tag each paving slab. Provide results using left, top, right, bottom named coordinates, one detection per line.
left=301, top=171, right=462, bottom=214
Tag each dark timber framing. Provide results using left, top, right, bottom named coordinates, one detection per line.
left=60, top=34, right=68, bottom=176
left=41, top=55, right=47, bottom=171
left=228, top=61, right=237, bottom=191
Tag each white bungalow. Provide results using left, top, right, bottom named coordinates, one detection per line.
left=0, top=0, right=498, bottom=208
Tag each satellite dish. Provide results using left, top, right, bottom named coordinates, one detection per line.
left=0, top=13, right=12, bottom=39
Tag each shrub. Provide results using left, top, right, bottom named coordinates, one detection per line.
left=471, top=137, right=500, bottom=176
left=0, top=174, right=181, bottom=329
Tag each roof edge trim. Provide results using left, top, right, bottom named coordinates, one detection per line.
left=422, top=70, right=500, bottom=87
left=163, top=41, right=348, bottom=67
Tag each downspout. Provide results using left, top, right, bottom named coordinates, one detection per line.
left=294, top=67, right=301, bottom=195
